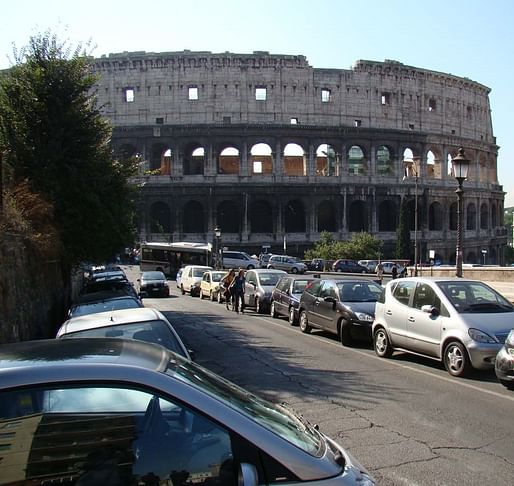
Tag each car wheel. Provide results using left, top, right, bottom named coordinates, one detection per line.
left=374, top=327, right=393, bottom=357
left=299, top=311, right=312, bottom=334
left=200, top=290, right=205, bottom=300
left=443, top=341, right=471, bottom=377
left=291, top=267, right=298, bottom=274
left=270, top=301, right=278, bottom=318
left=247, top=264, right=255, bottom=270
left=255, top=298, right=263, bottom=314
left=288, top=306, right=297, bottom=325
left=268, top=265, right=274, bottom=269
left=339, top=320, right=354, bottom=347
left=210, top=290, right=215, bottom=301
left=181, top=284, right=185, bottom=295
left=336, top=268, right=342, bottom=272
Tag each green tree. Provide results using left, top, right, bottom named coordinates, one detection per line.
left=396, top=198, right=411, bottom=260
left=305, top=231, right=383, bottom=261
left=0, top=32, right=137, bottom=267
left=344, top=232, right=383, bottom=260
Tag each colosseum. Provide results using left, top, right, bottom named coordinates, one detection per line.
left=91, top=50, right=507, bottom=264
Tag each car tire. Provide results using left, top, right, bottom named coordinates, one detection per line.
left=288, top=306, right=297, bottom=325
left=291, top=267, right=298, bottom=274
left=299, top=311, right=312, bottom=334
left=181, top=284, right=185, bottom=295
left=200, top=290, right=205, bottom=300
left=270, top=301, right=278, bottom=318
left=374, top=327, right=393, bottom=357
left=339, top=320, right=353, bottom=347
left=255, top=297, right=263, bottom=314
left=247, top=265, right=255, bottom=270
left=443, top=341, right=471, bottom=377
left=210, top=291, right=215, bottom=301
left=336, top=268, right=342, bottom=272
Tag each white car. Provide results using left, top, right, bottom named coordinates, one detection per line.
left=221, top=251, right=259, bottom=270
left=377, top=261, right=405, bottom=275
left=199, top=270, right=226, bottom=301
left=180, top=265, right=212, bottom=296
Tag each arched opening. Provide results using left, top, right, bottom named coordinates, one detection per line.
left=480, top=203, right=489, bottom=229
left=184, top=146, right=206, bottom=175
left=378, top=200, right=397, bottom=231
left=348, top=200, right=368, bottom=231
left=377, top=145, right=393, bottom=175
left=348, top=146, right=367, bottom=175
left=149, top=201, right=171, bottom=234
left=449, top=202, right=458, bottom=231
left=284, top=199, right=306, bottom=232
left=429, top=202, right=443, bottom=230
left=426, top=149, right=442, bottom=179
left=316, top=144, right=338, bottom=176
left=283, top=143, right=306, bottom=176
left=183, top=201, right=205, bottom=233
left=218, top=146, right=240, bottom=175
left=217, top=200, right=240, bottom=233
left=250, top=200, right=273, bottom=233
left=466, top=203, right=477, bottom=230
left=318, top=200, right=336, bottom=232
left=250, top=143, right=273, bottom=175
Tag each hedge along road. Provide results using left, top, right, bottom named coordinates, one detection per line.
left=124, top=267, right=514, bottom=486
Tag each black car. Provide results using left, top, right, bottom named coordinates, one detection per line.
left=298, top=278, right=383, bottom=345
left=332, top=259, right=369, bottom=273
left=68, top=290, right=143, bottom=317
left=138, top=271, right=170, bottom=298
left=270, top=275, right=318, bottom=324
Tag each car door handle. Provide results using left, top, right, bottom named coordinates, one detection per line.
left=408, top=317, right=415, bottom=322
left=385, top=310, right=393, bottom=315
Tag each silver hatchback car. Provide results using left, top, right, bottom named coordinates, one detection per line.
left=372, top=277, right=514, bottom=377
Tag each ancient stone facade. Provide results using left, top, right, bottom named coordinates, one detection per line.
left=91, top=50, right=506, bottom=263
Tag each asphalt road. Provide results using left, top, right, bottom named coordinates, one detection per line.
left=126, top=267, right=514, bottom=485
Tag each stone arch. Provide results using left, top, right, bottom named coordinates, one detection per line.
left=217, top=200, right=241, bottom=233
left=378, top=200, right=397, bottom=231
left=429, top=202, right=443, bottom=230
left=376, top=145, right=394, bottom=176
left=283, top=143, right=306, bottom=176
left=149, top=201, right=172, bottom=233
left=150, top=143, right=172, bottom=173
left=250, top=143, right=273, bottom=175
left=317, top=200, right=336, bottom=232
left=480, top=202, right=489, bottom=229
left=449, top=201, right=458, bottom=231
left=284, top=199, right=306, bottom=232
left=348, top=200, right=368, bottom=231
left=426, top=147, right=442, bottom=179
left=218, top=146, right=240, bottom=175
left=184, top=145, right=206, bottom=175
left=466, top=202, right=476, bottom=230
left=250, top=199, right=273, bottom=233
left=183, top=200, right=205, bottom=233
left=316, top=144, right=338, bottom=176
left=348, top=145, right=367, bottom=175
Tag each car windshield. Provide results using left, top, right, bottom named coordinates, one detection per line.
left=61, top=320, right=186, bottom=357
left=167, top=359, right=324, bottom=456
left=193, top=268, right=209, bottom=277
left=143, top=271, right=165, bottom=280
left=211, top=271, right=225, bottom=282
left=437, top=281, right=514, bottom=313
left=70, top=298, right=141, bottom=317
left=258, top=273, right=283, bottom=286
left=292, top=280, right=311, bottom=294
left=337, top=281, right=383, bottom=302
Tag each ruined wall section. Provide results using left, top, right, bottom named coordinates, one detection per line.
left=91, top=51, right=494, bottom=143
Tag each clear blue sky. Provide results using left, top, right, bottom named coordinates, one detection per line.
left=2, top=0, right=513, bottom=205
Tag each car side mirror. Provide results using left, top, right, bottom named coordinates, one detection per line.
left=421, top=304, right=439, bottom=317
left=238, top=463, right=258, bottom=486
left=324, top=296, right=336, bottom=304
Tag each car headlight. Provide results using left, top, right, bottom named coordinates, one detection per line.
left=355, top=312, right=374, bottom=322
left=468, top=328, right=496, bottom=344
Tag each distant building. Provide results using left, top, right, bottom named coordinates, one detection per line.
left=91, top=51, right=507, bottom=263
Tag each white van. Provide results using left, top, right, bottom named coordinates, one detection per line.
left=221, top=251, right=259, bottom=270
left=180, top=265, right=212, bottom=296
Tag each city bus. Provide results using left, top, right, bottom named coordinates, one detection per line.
left=140, top=242, right=211, bottom=277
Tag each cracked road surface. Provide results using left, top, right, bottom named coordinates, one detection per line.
left=133, top=270, right=514, bottom=486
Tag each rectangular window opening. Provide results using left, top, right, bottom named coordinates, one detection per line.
left=223, top=116, right=231, bottom=124
left=409, top=123, right=415, bottom=130
left=354, top=119, right=361, bottom=127
left=188, top=86, right=198, bottom=100
left=381, top=93, right=390, bottom=105
left=290, top=117, right=298, bottom=125
left=155, top=117, right=164, bottom=125
left=428, top=98, right=436, bottom=111
left=255, top=87, right=267, bottom=101
left=253, top=161, right=263, bottom=173
left=321, top=89, right=331, bottom=103
left=124, top=88, right=135, bottom=102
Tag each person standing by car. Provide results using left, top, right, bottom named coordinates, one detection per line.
left=230, top=269, right=246, bottom=314
left=376, top=263, right=384, bottom=285
left=391, top=264, right=398, bottom=279
left=220, top=269, right=236, bottom=309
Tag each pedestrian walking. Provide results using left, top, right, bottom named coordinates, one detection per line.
left=376, top=262, right=384, bottom=285
left=391, top=264, right=398, bottom=280
left=220, top=269, right=236, bottom=309
left=230, top=269, right=246, bottom=314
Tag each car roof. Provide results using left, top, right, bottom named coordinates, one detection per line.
left=58, top=307, right=166, bottom=336
left=74, top=290, right=139, bottom=305
left=386, top=276, right=484, bottom=284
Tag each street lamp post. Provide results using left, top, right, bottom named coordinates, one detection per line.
left=481, top=249, right=487, bottom=266
left=404, top=157, right=420, bottom=276
left=214, top=226, right=222, bottom=270
left=452, top=148, right=470, bottom=278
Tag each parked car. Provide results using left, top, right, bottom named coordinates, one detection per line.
left=0, top=338, right=376, bottom=485
left=378, top=261, right=406, bottom=275
left=309, top=258, right=327, bottom=271
left=81, top=277, right=139, bottom=300
left=222, top=250, right=259, bottom=270
left=244, top=269, right=287, bottom=313
left=137, top=270, right=170, bottom=298
left=358, top=260, right=379, bottom=273
left=372, top=277, right=514, bottom=377
left=298, top=278, right=384, bottom=345
left=259, top=253, right=273, bottom=268
left=56, top=307, right=192, bottom=360
left=267, top=255, right=308, bottom=274
left=180, top=265, right=212, bottom=296
left=200, top=270, right=226, bottom=301
left=68, top=290, right=143, bottom=317
left=332, top=259, right=368, bottom=273
left=495, top=329, right=514, bottom=389
left=270, top=275, right=318, bottom=324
